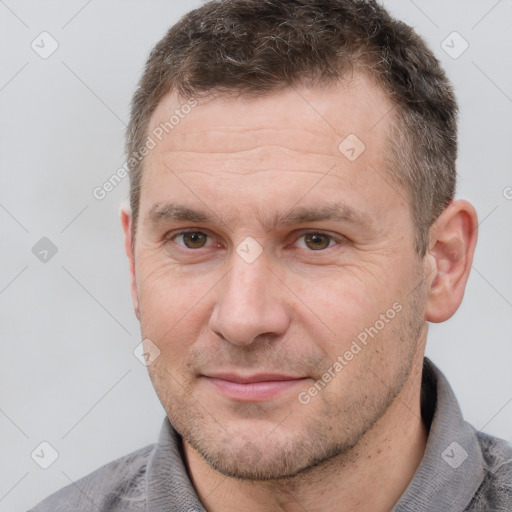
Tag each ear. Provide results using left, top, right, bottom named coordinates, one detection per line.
left=424, top=200, right=478, bottom=323
left=120, top=204, right=140, bottom=320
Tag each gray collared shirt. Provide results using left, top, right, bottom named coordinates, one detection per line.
left=29, top=358, right=512, bottom=511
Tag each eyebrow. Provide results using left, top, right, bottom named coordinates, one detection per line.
left=148, top=204, right=217, bottom=224
left=268, top=203, right=373, bottom=229
left=146, top=201, right=374, bottom=231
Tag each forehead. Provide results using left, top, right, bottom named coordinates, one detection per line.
left=139, top=76, right=406, bottom=231
left=146, top=75, right=391, bottom=160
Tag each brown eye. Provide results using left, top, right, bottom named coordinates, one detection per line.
left=303, top=233, right=332, bottom=250
left=181, top=232, right=208, bottom=248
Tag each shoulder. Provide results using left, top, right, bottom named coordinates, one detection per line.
left=467, top=431, right=512, bottom=511
left=28, top=444, right=155, bottom=512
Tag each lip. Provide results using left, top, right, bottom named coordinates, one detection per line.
left=203, top=373, right=308, bottom=402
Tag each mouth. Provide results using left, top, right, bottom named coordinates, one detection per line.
left=202, top=373, right=309, bottom=402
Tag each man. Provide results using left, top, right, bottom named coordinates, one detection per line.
left=29, top=0, right=512, bottom=510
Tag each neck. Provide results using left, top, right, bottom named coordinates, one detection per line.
left=183, top=355, right=428, bottom=512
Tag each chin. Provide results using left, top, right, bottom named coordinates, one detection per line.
left=184, top=423, right=358, bottom=481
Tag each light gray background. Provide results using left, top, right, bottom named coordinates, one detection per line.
left=1, top=1, right=511, bottom=510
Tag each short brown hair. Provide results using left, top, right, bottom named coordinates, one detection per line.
left=126, top=0, right=457, bottom=256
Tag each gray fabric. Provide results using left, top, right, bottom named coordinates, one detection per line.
left=29, top=358, right=512, bottom=511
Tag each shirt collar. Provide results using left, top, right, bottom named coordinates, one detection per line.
left=145, top=358, right=484, bottom=511
left=392, top=358, right=484, bottom=511
left=145, top=416, right=205, bottom=511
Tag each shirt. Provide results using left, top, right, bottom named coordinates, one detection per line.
left=29, top=358, right=512, bottom=511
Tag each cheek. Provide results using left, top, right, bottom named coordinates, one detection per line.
left=136, top=253, right=207, bottom=315
left=290, top=269, right=394, bottom=356
left=136, top=260, right=212, bottom=354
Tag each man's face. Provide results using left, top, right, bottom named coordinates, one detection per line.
left=130, top=76, right=428, bottom=479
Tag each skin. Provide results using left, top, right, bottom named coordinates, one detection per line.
left=121, top=75, right=478, bottom=512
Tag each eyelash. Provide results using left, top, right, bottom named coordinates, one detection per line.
left=165, top=229, right=345, bottom=252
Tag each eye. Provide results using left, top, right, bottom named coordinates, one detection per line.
left=172, top=231, right=212, bottom=249
left=295, top=232, right=339, bottom=251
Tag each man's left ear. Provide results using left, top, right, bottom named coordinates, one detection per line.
left=424, top=200, right=478, bottom=323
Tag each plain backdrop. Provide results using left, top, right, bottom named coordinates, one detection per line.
left=1, top=1, right=511, bottom=510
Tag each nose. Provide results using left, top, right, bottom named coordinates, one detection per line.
left=208, top=253, right=291, bottom=346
